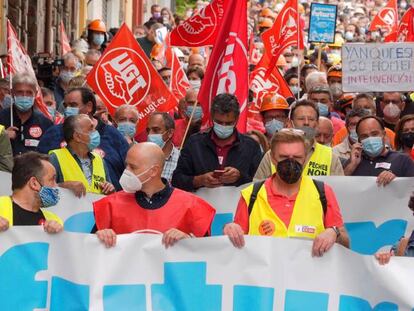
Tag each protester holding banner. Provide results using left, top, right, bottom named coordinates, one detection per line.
left=49, top=115, right=115, bottom=197
left=344, top=116, right=414, bottom=184
left=93, top=143, right=215, bottom=248
left=0, top=152, right=62, bottom=232
left=0, top=72, right=54, bottom=155
left=254, top=100, right=344, bottom=180
left=172, top=93, right=262, bottom=191
left=224, top=129, right=349, bottom=256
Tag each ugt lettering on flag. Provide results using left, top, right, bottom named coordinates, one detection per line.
left=87, top=23, right=177, bottom=134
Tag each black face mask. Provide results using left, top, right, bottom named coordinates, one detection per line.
left=277, top=158, right=303, bottom=184
left=401, top=132, right=414, bottom=149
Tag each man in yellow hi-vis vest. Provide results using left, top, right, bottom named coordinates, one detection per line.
left=224, top=129, right=349, bottom=257
left=49, top=114, right=115, bottom=197
left=254, top=100, right=344, bottom=181
left=0, top=152, right=62, bottom=232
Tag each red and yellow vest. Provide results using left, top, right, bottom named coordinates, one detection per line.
left=50, top=148, right=106, bottom=194
left=241, top=176, right=325, bottom=239
left=0, top=196, right=63, bottom=226
left=271, top=143, right=332, bottom=176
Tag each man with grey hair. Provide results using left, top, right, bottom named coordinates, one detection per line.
left=0, top=72, right=53, bottom=155
left=113, top=104, right=139, bottom=145
left=172, top=93, right=262, bottom=191
left=304, top=71, right=328, bottom=95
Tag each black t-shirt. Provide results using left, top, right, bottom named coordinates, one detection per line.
left=12, top=201, right=45, bottom=226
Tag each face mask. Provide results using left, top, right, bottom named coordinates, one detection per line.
left=189, top=80, right=201, bottom=89
left=345, top=31, right=354, bottom=41
left=88, top=130, right=101, bottom=151
left=181, top=62, right=188, bottom=71
left=401, top=1, right=408, bottom=8
left=290, top=86, right=301, bottom=95
left=349, top=128, right=358, bottom=142
left=276, top=158, right=303, bottom=184
left=362, top=108, right=373, bottom=116
left=119, top=168, right=152, bottom=193
left=329, top=83, right=342, bottom=97
left=64, top=106, right=79, bottom=117
left=317, top=102, right=330, bottom=117
left=295, top=125, right=316, bottom=140
left=39, top=185, right=60, bottom=208
left=265, top=119, right=284, bottom=135
left=401, top=132, right=414, bottom=149
left=93, top=33, right=105, bottom=46
left=2, top=95, right=12, bottom=109
left=153, top=12, right=161, bottom=18
left=291, top=56, right=300, bottom=68
left=361, top=136, right=384, bottom=157
left=14, top=96, right=35, bottom=112
left=59, top=70, right=75, bottom=84
left=213, top=122, right=234, bottom=139
left=47, top=107, right=56, bottom=118
left=117, top=121, right=136, bottom=138
left=147, top=133, right=166, bottom=149
left=186, top=106, right=203, bottom=121
left=383, top=103, right=401, bottom=119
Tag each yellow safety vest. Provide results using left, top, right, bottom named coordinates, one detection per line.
left=50, top=148, right=106, bottom=194
left=271, top=143, right=332, bottom=176
left=0, top=125, right=4, bottom=134
left=242, top=176, right=325, bottom=239
left=0, top=196, right=63, bottom=226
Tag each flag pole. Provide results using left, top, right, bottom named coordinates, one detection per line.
left=179, top=100, right=198, bottom=150
left=6, top=20, right=13, bottom=127
left=296, top=0, right=301, bottom=100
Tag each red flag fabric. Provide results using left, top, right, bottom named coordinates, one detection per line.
left=7, top=20, right=51, bottom=119
left=369, top=0, right=398, bottom=40
left=197, top=0, right=248, bottom=133
left=262, top=0, right=304, bottom=76
left=86, top=23, right=177, bottom=134
left=60, top=21, right=72, bottom=56
left=170, top=0, right=225, bottom=47
left=167, top=48, right=190, bottom=101
left=398, top=7, right=414, bottom=41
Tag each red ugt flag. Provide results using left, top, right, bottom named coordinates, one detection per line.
left=60, top=21, right=72, bottom=56
left=262, top=0, right=304, bottom=76
left=198, top=0, right=248, bottom=132
left=369, top=0, right=398, bottom=41
left=398, top=7, right=414, bottom=41
left=170, top=0, right=225, bottom=47
left=7, top=20, right=51, bottom=119
left=86, top=23, right=177, bottom=134
left=166, top=47, right=190, bottom=101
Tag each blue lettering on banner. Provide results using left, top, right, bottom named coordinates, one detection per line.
left=0, top=242, right=48, bottom=310
left=64, top=211, right=95, bottom=233
left=339, top=295, right=398, bottom=310
left=211, top=213, right=234, bottom=236
left=152, top=262, right=222, bottom=311
left=104, top=284, right=146, bottom=311
left=285, top=290, right=329, bottom=311
left=233, top=285, right=274, bottom=311
left=50, top=277, right=89, bottom=310
left=345, top=220, right=407, bottom=255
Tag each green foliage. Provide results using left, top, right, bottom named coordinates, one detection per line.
left=175, top=0, right=197, bottom=16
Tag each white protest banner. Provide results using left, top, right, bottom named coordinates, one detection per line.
left=342, top=42, right=414, bottom=92
left=1, top=229, right=414, bottom=310
left=0, top=172, right=412, bottom=255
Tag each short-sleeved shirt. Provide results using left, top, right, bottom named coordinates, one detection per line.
left=0, top=107, right=53, bottom=155
left=346, top=150, right=414, bottom=177
left=234, top=177, right=344, bottom=234
left=13, top=201, right=45, bottom=226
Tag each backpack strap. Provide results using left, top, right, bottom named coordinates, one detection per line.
left=248, top=180, right=266, bottom=216
left=396, top=237, right=410, bottom=256
left=312, top=179, right=327, bottom=215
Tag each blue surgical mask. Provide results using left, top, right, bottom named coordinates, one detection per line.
left=59, top=70, right=75, bottom=84
left=153, top=12, right=161, bottom=19
left=117, top=122, right=136, bottom=138
left=213, top=122, right=234, bottom=139
left=47, top=107, right=56, bottom=118
left=317, top=102, right=329, bottom=117
left=39, top=185, right=60, bottom=208
left=147, top=133, right=166, bottom=149
left=14, top=96, right=35, bottom=112
left=290, top=86, right=301, bottom=95
left=185, top=106, right=203, bottom=121
left=361, top=136, right=384, bottom=157
left=265, top=119, right=284, bottom=135
left=88, top=130, right=101, bottom=151
left=362, top=108, right=373, bottom=116
left=349, top=129, right=358, bottom=142
left=93, top=33, right=105, bottom=46
left=295, top=125, right=316, bottom=140
left=64, top=107, right=79, bottom=117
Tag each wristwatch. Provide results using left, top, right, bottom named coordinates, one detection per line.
left=329, top=226, right=341, bottom=238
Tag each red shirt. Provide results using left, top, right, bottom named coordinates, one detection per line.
left=234, top=177, right=344, bottom=233
left=210, top=131, right=237, bottom=169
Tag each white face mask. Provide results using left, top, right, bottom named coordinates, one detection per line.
left=189, top=80, right=201, bottom=89
left=383, top=103, right=401, bottom=119
left=119, top=167, right=152, bottom=193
